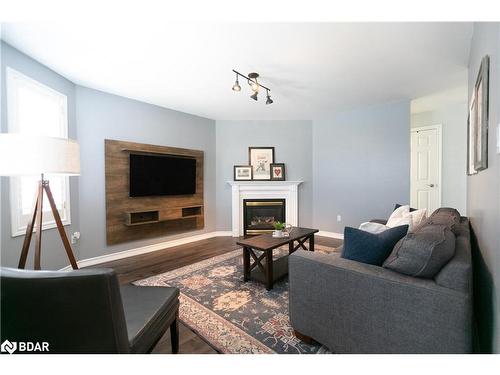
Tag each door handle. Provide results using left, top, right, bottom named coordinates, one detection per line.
left=428, top=184, right=435, bottom=188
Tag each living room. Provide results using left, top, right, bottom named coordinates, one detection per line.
left=1, top=1, right=499, bottom=372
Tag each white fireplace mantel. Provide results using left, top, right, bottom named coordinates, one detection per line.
left=227, top=181, right=303, bottom=237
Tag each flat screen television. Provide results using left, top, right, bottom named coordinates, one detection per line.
left=129, top=153, right=196, bottom=197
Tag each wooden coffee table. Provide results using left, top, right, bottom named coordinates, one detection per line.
left=236, top=227, right=319, bottom=290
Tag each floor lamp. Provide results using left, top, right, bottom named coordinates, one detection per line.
left=0, top=134, right=80, bottom=270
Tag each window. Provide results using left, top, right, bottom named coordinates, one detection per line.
left=7, top=67, right=71, bottom=236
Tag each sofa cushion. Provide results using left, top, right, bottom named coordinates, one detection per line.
left=394, top=203, right=417, bottom=212
left=386, top=205, right=427, bottom=232
left=341, top=225, right=409, bottom=266
left=359, top=221, right=390, bottom=234
left=425, top=207, right=461, bottom=235
left=383, top=224, right=456, bottom=278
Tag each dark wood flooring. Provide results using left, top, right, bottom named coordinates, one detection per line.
left=90, top=235, right=342, bottom=354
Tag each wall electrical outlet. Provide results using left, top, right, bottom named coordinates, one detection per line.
left=71, top=232, right=81, bottom=244
left=337, top=215, right=342, bottom=222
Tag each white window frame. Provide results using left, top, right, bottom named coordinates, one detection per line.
left=6, top=67, right=72, bottom=237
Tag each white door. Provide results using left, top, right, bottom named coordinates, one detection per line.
left=410, top=125, right=442, bottom=213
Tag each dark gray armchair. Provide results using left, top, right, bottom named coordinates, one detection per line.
left=0, top=267, right=179, bottom=353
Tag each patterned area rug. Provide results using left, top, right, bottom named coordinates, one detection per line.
left=134, top=244, right=338, bottom=354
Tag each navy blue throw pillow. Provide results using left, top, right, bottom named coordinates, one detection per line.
left=341, top=225, right=409, bottom=266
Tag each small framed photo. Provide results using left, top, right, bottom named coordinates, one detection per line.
left=249, top=147, right=275, bottom=180
left=270, top=163, right=286, bottom=181
left=234, top=165, right=253, bottom=181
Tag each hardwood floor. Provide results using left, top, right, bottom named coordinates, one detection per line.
left=98, top=236, right=242, bottom=284
left=90, top=235, right=343, bottom=354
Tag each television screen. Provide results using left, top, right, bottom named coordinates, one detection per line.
left=129, top=153, right=196, bottom=197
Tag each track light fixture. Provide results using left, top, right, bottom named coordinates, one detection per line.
left=248, top=72, right=260, bottom=92
left=266, top=90, right=273, bottom=105
left=231, top=69, right=273, bottom=105
left=232, top=73, right=241, bottom=91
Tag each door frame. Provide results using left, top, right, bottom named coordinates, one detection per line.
left=410, top=124, right=443, bottom=210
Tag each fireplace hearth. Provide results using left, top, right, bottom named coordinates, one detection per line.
left=243, top=199, right=286, bottom=236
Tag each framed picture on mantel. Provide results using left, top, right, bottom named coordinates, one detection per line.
left=248, top=147, right=274, bottom=180
left=234, top=165, right=253, bottom=181
left=270, top=163, right=286, bottom=181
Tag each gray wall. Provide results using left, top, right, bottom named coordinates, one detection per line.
left=215, top=121, right=313, bottom=230
left=312, top=100, right=411, bottom=233
left=466, top=22, right=500, bottom=353
left=0, top=41, right=80, bottom=270
left=411, top=100, right=468, bottom=214
left=76, top=86, right=216, bottom=260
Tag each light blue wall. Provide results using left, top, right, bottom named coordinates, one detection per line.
left=411, top=99, right=468, bottom=214
left=467, top=22, right=500, bottom=353
left=312, top=100, right=411, bottom=233
left=76, top=86, right=216, bottom=260
left=1, top=41, right=413, bottom=271
left=0, top=42, right=217, bottom=267
left=0, top=41, right=80, bottom=270
left=215, top=120, right=313, bottom=230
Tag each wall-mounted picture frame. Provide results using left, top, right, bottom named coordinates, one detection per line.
left=248, top=147, right=275, bottom=180
left=270, top=163, right=286, bottom=181
left=467, top=94, right=478, bottom=175
left=468, top=55, right=489, bottom=173
left=233, top=165, right=253, bottom=181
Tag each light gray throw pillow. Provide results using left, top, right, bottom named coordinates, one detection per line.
left=425, top=207, right=461, bottom=235
left=383, top=224, right=455, bottom=278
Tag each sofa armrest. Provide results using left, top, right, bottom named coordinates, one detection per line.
left=288, top=250, right=472, bottom=353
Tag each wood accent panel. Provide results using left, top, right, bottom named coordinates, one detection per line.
left=105, top=139, right=204, bottom=245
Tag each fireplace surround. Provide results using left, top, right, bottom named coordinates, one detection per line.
left=227, top=181, right=303, bottom=237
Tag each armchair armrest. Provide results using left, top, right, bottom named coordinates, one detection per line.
left=288, top=250, right=472, bottom=353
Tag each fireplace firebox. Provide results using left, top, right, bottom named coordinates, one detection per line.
left=243, top=199, right=286, bottom=236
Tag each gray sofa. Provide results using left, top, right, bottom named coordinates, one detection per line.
left=289, top=214, right=473, bottom=353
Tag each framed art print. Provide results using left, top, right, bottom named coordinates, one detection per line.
left=473, top=55, right=489, bottom=171
left=248, top=147, right=275, bottom=180
left=270, top=163, right=286, bottom=181
left=467, top=91, right=478, bottom=175
left=234, top=165, right=253, bottom=181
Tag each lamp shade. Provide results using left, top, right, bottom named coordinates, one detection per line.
left=0, top=134, right=80, bottom=176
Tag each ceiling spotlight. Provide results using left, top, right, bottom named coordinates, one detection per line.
left=232, top=73, right=241, bottom=92
left=266, top=90, right=273, bottom=105
left=231, top=69, right=274, bottom=105
left=248, top=72, right=260, bottom=92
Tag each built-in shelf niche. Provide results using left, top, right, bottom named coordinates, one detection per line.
left=182, top=206, right=202, bottom=218
left=125, top=210, right=160, bottom=226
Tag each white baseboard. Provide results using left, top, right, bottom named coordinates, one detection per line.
left=60, top=231, right=233, bottom=270
left=317, top=230, right=344, bottom=240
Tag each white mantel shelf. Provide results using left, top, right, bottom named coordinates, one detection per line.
left=227, top=180, right=303, bottom=237
left=227, top=181, right=303, bottom=186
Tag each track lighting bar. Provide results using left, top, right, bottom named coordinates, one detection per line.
left=232, top=70, right=271, bottom=92
left=232, top=69, right=274, bottom=104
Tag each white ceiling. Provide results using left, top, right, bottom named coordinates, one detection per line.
left=1, top=22, right=472, bottom=120
left=411, top=84, right=468, bottom=114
